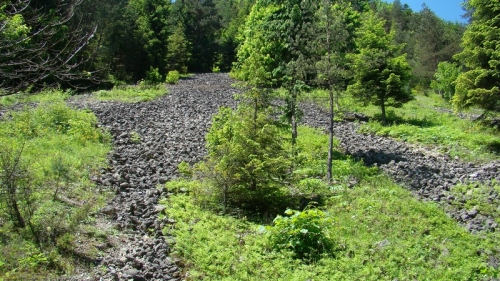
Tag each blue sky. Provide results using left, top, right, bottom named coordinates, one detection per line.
left=384, top=0, right=467, bottom=23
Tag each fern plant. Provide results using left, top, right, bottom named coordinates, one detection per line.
left=265, top=206, right=335, bottom=261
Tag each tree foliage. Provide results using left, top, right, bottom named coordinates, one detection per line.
left=313, top=0, right=356, bottom=182
left=233, top=0, right=319, bottom=144
left=430, top=61, right=462, bottom=101
left=453, top=0, right=500, bottom=111
left=231, top=1, right=282, bottom=88
left=166, top=23, right=191, bottom=73
left=347, top=11, right=413, bottom=124
left=196, top=100, right=290, bottom=213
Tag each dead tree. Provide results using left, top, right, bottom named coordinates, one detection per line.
left=0, top=0, right=98, bottom=95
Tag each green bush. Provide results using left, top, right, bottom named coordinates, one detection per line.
left=130, top=131, right=141, bottom=143
left=265, top=207, right=335, bottom=261
left=195, top=105, right=291, bottom=213
left=166, top=70, right=180, bottom=84
left=31, top=201, right=70, bottom=244
left=145, top=67, right=163, bottom=85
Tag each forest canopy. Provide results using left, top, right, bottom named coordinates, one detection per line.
left=2, top=0, right=494, bottom=113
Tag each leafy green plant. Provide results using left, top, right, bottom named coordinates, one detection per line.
left=31, top=201, right=70, bottom=244
left=130, top=131, right=141, bottom=143
left=145, top=67, right=163, bottom=85
left=265, top=207, right=335, bottom=261
left=177, top=161, right=193, bottom=178
left=165, top=70, right=180, bottom=84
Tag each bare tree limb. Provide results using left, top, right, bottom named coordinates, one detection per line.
left=0, top=0, right=98, bottom=95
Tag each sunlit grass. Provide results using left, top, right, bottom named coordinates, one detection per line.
left=162, top=125, right=499, bottom=280
left=0, top=91, right=112, bottom=279
left=92, top=84, right=167, bottom=103
left=305, top=89, right=500, bottom=162
left=0, top=88, right=71, bottom=107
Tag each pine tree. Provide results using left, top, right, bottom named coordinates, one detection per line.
left=232, top=0, right=318, bottom=144
left=453, top=0, right=500, bottom=111
left=347, top=11, right=412, bottom=124
left=166, top=23, right=191, bottom=73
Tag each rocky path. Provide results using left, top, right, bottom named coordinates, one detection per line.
left=68, top=73, right=499, bottom=280
left=302, top=103, right=500, bottom=233
left=68, top=73, right=238, bottom=280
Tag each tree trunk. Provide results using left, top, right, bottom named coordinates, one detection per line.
left=291, top=90, right=298, bottom=146
left=381, top=99, right=387, bottom=125
left=6, top=194, right=25, bottom=228
left=327, top=88, right=334, bottom=183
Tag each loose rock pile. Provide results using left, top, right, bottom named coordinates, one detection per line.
left=301, top=103, right=500, bottom=233
left=66, top=74, right=499, bottom=279
left=67, top=73, right=238, bottom=280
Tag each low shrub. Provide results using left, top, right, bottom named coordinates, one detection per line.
left=166, top=70, right=180, bottom=84
left=145, top=67, right=163, bottom=85
left=265, top=207, right=335, bottom=261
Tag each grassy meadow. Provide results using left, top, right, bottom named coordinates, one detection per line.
left=0, top=91, right=113, bottom=280
left=161, top=126, right=500, bottom=280
left=304, top=90, right=500, bottom=163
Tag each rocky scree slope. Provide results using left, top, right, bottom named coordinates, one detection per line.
left=67, top=73, right=238, bottom=280
left=66, top=73, right=499, bottom=279
left=301, top=103, right=500, bottom=233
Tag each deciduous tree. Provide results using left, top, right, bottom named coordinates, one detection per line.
left=430, top=61, right=462, bottom=101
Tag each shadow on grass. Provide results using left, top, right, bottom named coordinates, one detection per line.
left=373, top=111, right=438, bottom=128
left=486, top=140, right=500, bottom=155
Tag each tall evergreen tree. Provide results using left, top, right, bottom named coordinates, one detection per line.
left=347, top=11, right=413, bottom=124
left=166, top=23, right=191, bottom=73
left=453, top=0, right=500, bottom=111
left=173, top=0, right=221, bottom=72
left=233, top=0, right=318, bottom=144
left=314, top=0, right=354, bottom=182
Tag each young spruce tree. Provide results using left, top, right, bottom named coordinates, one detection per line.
left=453, top=0, right=500, bottom=112
left=347, top=11, right=412, bottom=124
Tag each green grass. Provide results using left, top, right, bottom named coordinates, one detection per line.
left=92, top=83, right=167, bottom=103
left=161, top=125, right=499, bottom=280
left=304, top=89, right=500, bottom=163
left=0, top=88, right=71, bottom=107
left=0, top=90, right=112, bottom=279
left=446, top=181, right=500, bottom=224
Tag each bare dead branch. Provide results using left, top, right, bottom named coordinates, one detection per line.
left=0, top=0, right=98, bottom=95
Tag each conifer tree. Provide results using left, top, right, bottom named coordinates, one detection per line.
left=347, top=11, right=412, bottom=124
left=453, top=0, right=500, bottom=112
left=166, top=23, right=191, bottom=73
left=232, top=0, right=318, bottom=144
left=314, top=0, right=354, bottom=182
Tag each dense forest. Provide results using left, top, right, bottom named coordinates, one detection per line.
left=1, top=0, right=472, bottom=98
left=1, top=0, right=500, bottom=279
